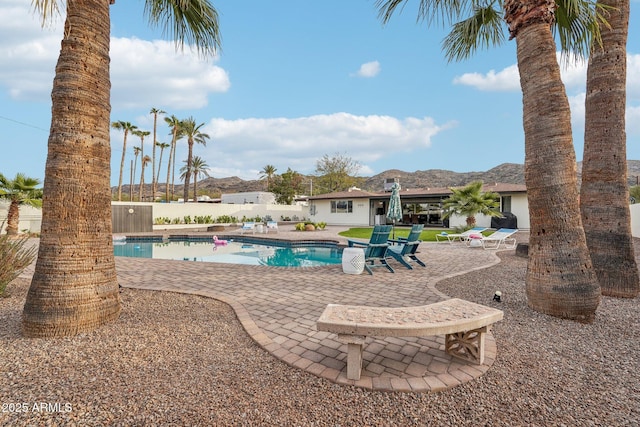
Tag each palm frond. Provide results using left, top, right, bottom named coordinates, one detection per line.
left=443, top=5, right=505, bottom=62
left=144, top=0, right=222, bottom=58
left=554, top=0, right=610, bottom=64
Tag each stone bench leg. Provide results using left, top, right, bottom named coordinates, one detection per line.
left=445, top=326, right=489, bottom=364
left=337, top=334, right=367, bottom=380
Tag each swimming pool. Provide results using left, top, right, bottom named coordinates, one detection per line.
left=113, top=237, right=343, bottom=267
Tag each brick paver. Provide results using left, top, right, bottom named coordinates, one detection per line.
left=113, top=226, right=503, bottom=392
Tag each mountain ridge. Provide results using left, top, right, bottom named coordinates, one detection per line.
left=115, top=161, right=640, bottom=197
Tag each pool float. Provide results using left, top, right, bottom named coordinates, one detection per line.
left=213, top=236, right=228, bottom=245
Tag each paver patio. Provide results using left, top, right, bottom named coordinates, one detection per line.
left=113, top=226, right=504, bottom=392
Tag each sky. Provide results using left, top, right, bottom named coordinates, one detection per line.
left=1, top=0, right=639, bottom=189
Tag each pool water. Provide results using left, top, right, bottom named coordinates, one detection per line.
left=114, top=239, right=343, bottom=267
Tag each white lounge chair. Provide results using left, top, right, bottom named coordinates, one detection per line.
left=265, top=221, right=278, bottom=233
left=435, top=227, right=488, bottom=243
left=467, top=228, right=518, bottom=249
left=240, top=222, right=255, bottom=234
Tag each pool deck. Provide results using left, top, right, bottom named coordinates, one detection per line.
left=111, top=225, right=505, bottom=393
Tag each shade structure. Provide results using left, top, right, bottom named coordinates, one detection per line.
left=386, top=182, right=402, bottom=239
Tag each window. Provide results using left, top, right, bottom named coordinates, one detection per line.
left=501, top=196, right=512, bottom=213
left=331, top=200, right=353, bottom=213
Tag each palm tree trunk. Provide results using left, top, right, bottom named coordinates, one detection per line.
left=6, top=200, right=20, bottom=235
left=513, top=18, right=600, bottom=321
left=117, top=130, right=127, bottom=201
left=139, top=145, right=144, bottom=202
left=171, top=141, right=177, bottom=200
left=183, top=142, right=193, bottom=202
left=581, top=0, right=638, bottom=298
left=23, top=0, right=121, bottom=337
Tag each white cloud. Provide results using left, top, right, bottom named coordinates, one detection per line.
left=110, top=37, right=230, bottom=110
left=0, top=1, right=230, bottom=109
left=452, top=64, right=520, bottom=91
left=452, top=53, right=588, bottom=93
left=193, top=113, right=452, bottom=180
left=352, top=61, right=381, bottom=78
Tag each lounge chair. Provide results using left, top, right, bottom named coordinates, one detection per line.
left=467, top=228, right=518, bottom=249
left=347, top=225, right=394, bottom=274
left=386, top=224, right=426, bottom=270
left=435, top=227, right=488, bottom=243
left=265, top=221, right=278, bottom=233
left=240, top=222, right=255, bottom=234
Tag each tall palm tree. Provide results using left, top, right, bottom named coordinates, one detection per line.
left=581, top=0, right=639, bottom=298
left=441, top=181, right=502, bottom=227
left=164, top=115, right=182, bottom=202
left=111, top=121, right=138, bottom=201
left=180, top=117, right=210, bottom=202
left=259, top=164, right=277, bottom=191
left=377, top=0, right=601, bottom=321
left=132, top=129, right=151, bottom=202
left=149, top=108, right=165, bottom=198
left=155, top=141, right=170, bottom=197
left=0, top=173, right=42, bottom=235
left=131, top=146, right=141, bottom=202
left=25, top=0, right=221, bottom=337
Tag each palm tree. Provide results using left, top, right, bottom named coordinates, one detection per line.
left=140, top=155, right=152, bottom=200
left=164, top=115, right=182, bottom=202
left=25, top=0, right=221, bottom=337
left=180, top=117, right=210, bottom=202
left=155, top=141, right=170, bottom=198
left=149, top=108, right=165, bottom=198
left=377, top=0, right=601, bottom=321
left=190, top=156, right=210, bottom=199
left=0, top=173, right=42, bottom=235
left=259, top=164, right=277, bottom=191
left=111, top=121, right=138, bottom=201
left=441, top=181, right=502, bottom=227
left=581, top=0, right=639, bottom=298
left=132, top=129, right=151, bottom=202
left=131, top=146, right=141, bottom=201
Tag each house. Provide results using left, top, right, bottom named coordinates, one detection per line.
left=307, top=183, right=530, bottom=229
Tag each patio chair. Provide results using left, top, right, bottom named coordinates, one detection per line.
left=386, top=224, right=426, bottom=270
left=467, top=228, right=518, bottom=249
left=347, top=225, right=394, bottom=274
left=240, top=222, right=255, bottom=234
left=265, top=221, right=279, bottom=233
left=435, top=227, right=488, bottom=243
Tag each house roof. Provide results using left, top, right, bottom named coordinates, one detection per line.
left=307, top=183, right=527, bottom=201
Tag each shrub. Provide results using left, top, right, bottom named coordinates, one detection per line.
left=0, top=233, right=37, bottom=296
left=183, top=215, right=192, bottom=224
left=295, top=222, right=306, bottom=231
left=316, top=221, right=327, bottom=230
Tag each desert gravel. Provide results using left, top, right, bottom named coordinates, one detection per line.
left=1, top=250, right=639, bottom=426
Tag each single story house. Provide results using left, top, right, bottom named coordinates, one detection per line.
left=307, top=183, right=530, bottom=229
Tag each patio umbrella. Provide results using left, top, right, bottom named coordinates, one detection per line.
left=386, top=182, right=402, bottom=239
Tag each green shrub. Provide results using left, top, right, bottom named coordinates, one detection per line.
left=183, top=215, right=192, bottom=224
left=295, top=222, right=306, bottom=231
left=316, top=221, right=326, bottom=230
left=0, top=233, right=37, bottom=296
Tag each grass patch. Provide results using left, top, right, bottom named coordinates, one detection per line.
left=338, top=227, right=459, bottom=242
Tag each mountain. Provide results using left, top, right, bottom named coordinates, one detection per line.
left=114, top=161, right=640, bottom=197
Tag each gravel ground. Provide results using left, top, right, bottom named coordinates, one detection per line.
left=1, top=251, right=639, bottom=426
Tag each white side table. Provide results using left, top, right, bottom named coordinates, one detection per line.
left=342, top=247, right=365, bottom=274
left=256, top=224, right=264, bottom=234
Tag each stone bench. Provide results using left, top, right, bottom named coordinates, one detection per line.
left=316, top=298, right=503, bottom=380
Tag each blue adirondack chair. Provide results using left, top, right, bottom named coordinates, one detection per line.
left=386, top=224, right=426, bottom=270
left=347, top=225, right=394, bottom=274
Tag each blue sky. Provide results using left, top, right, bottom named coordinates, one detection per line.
left=1, top=0, right=639, bottom=188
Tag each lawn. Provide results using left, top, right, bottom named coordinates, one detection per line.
left=338, top=227, right=454, bottom=242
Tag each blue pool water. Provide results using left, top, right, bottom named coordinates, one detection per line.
left=114, top=238, right=342, bottom=267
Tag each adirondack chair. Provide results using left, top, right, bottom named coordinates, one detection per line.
left=386, top=224, right=426, bottom=270
left=347, top=225, right=394, bottom=274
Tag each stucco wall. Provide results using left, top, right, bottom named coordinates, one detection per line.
left=309, top=199, right=371, bottom=226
